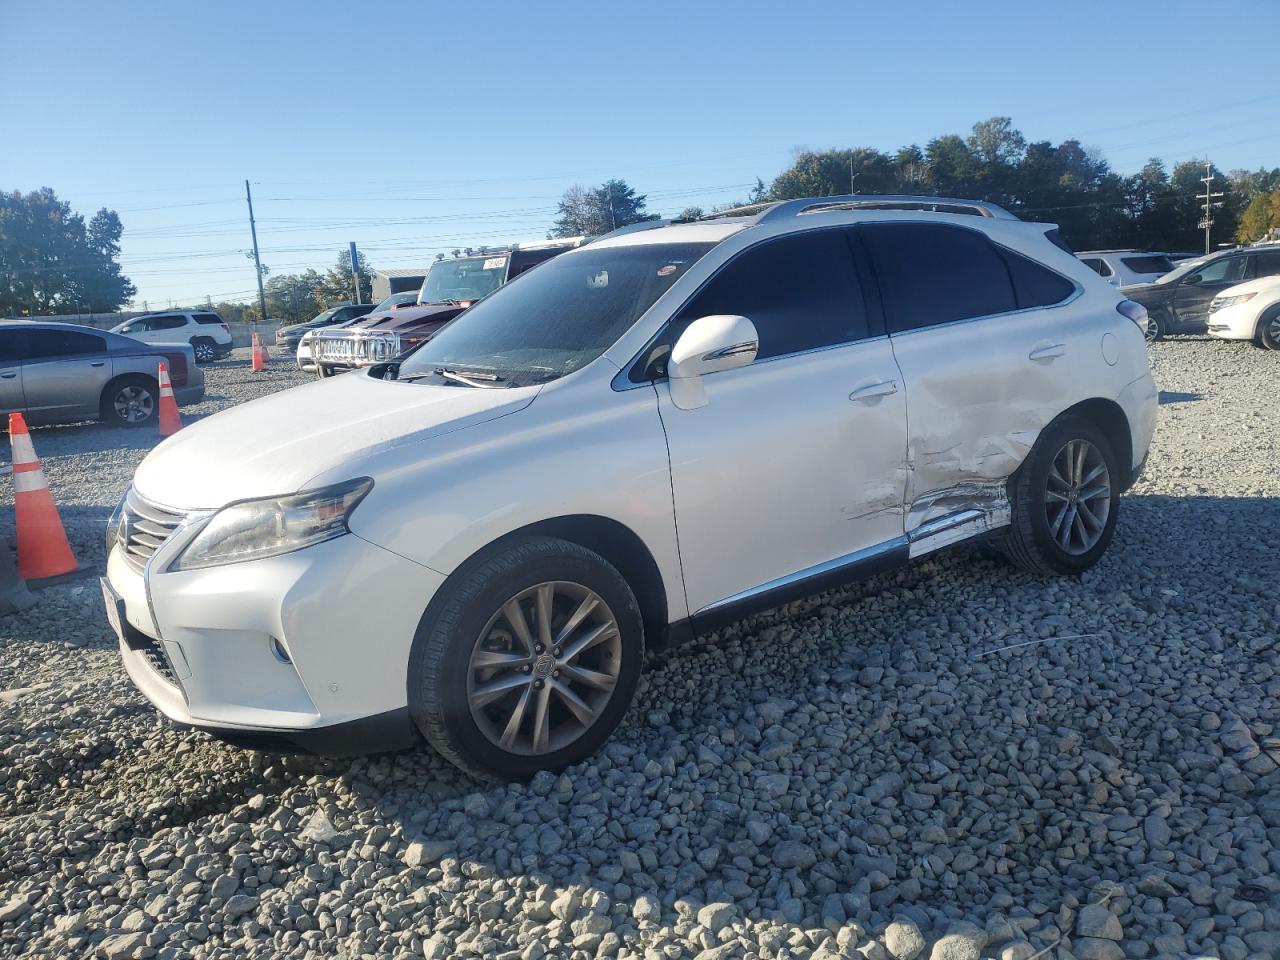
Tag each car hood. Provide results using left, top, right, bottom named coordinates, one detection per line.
left=1120, top=281, right=1174, bottom=304
left=132, top=371, right=537, bottom=510
left=277, top=322, right=313, bottom=336
left=1216, top=275, right=1280, bottom=298
left=351, top=303, right=468, bottom=332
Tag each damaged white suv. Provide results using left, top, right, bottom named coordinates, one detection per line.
left=103, top=196, right=1157, bottom=779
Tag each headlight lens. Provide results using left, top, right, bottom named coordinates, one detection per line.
left=170, top=478, right=373, bottom=571
left=1209, top=292, right=1256, bottom=313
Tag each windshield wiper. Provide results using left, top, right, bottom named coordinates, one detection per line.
left=400, top=367, right=506, bottom=388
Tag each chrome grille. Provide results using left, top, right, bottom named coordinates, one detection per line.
left=122, top=489, right=186, bottom=574
left=312, top=332, right=399, bottom=365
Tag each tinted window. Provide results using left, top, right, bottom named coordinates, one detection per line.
left=1191, top=256, right=1247, bottom=285
left=1120, top=255, right=1174, bottom=274
left=26, top=329, right=106, bottom=359
left=1000, top=248, right=1076, bottom=309
left=672, top=230, right=868, bottom=360
left=1253, top=251, right=1280, bottom=278
left=194, top=312, right=224, bottom=325
left=0, top=330, right=21, bottom=364
left=861, top=223, right=1016, bottom=333
left=148, top=315, right=187, bottom=331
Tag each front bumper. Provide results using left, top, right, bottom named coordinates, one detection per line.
left=310, top=331, right=406, bottom=370
left=104, top=520, right=444, bottom=755
left=1206, top=305, right=1256, bottom=340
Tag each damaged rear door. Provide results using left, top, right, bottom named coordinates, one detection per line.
left=857, top=221, right=1083, bottom=549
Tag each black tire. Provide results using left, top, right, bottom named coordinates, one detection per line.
left=409, top=536, right=644, bottom=780
left=100, top=375, right=159, bottom=427
left=1002, top=415, right=1121, bottom=577
left=1145, top=311, right=1164, bottom=342
left=191, top=338, right=217, bottom=363
left=315, top=363, right=336, bottom=379
left=1258, top=306, right=1280, bottom=350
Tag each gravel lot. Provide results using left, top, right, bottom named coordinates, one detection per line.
left=2, top=341, right=1278, bottom=960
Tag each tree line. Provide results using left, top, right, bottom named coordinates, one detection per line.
left=550, top=117, right=1280, bottom=253
left=8, top=115, right=1280, bottom=318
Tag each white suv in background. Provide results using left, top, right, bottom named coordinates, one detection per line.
left=112, top=311, right=233, bottom=363
left=102, top=196, right=1157, bottom=779
left=1076, top=250, right=1175, bottom=287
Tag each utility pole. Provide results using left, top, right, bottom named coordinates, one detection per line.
left=244, top=179, right=269, bottom=324
left=1197, top=162, right=1224, bottom=255
left=348, top=241, right=362, bottom=304
left=849, top=158, right=856, bottom=195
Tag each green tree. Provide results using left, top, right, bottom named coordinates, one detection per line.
left=0, top=187, right=136, bottom=315
left=315, top=250, right=374, bottom=306
left=549, top=179, right=658, bottom=238
left=1236, top=188, right=1280, bottom=243
left=768, top=147, right=898, bottom=200
left=266, top=269, right=324, bottom=324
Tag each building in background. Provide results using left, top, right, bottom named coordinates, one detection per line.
left=371, top=268, right=430, bottom=303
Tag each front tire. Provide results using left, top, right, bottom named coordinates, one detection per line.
left=1002, top=415, right=1121, bottom=576
left=409, top=536, right=644, bottom=780
left=100, top=376, right=158, bottom=427
left=1145, top=311, right=1164, bottom=342
left=1258, top=307, right=1280, bottom=350
left=191, top=338, right=217, bottom=363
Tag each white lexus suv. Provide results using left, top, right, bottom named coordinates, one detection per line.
left=102, top=196, right=1158, bottom=779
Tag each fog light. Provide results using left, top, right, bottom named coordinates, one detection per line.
left=269, top=636, right=291, bottom=663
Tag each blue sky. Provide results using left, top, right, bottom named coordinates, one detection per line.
left=5, top=0, right=1279, bottom=309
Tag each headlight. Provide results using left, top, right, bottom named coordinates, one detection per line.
left=1209, top=292, right=1255, bottom=313
left=170, top=478, right=372, bottom=571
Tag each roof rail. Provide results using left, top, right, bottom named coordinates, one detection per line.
left=583, top=219, right=672, bottom=245
left=755, top=195, right=1019, bottom=224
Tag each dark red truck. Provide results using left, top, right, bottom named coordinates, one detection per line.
left=308, top=239, right=583, bottom=377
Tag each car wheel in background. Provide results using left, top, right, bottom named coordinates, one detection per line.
left=1258, top=307, right=1280, bottom=350
left=100, top=375, right=159, bottom=427
left=1002, top=415, right=1121, bottom=576
left=409, top=536, right=644, bottom=780
left=191, top=338, right=217, bottom=363
left=315, top=364, right=336, bottom=379
left=1145, top=312, right=1164, bottom=342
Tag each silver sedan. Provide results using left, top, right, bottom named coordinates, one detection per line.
left=0, top=321, right=205, bottom=427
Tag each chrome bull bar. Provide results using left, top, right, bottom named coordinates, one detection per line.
left=310, top=330, right=403, bottom=368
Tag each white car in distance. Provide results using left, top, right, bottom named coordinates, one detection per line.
left=1076, top=250, right=1175, bottom=287
left=1206, top=275, right=1280, bottom=349
left=102, top=195, right=1158, bottom=779
left=112, top=311, right=233, bottom=363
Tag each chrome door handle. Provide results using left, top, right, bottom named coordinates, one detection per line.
left=849, top=380, right=898, bottom=402
left=0, top=372, right=15, bottom=380
left=90, top=361, right=106, bottom=367
left=1028, top=343, right=1066, bottom=362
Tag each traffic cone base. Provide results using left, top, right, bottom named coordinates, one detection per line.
left=9, top=413, right=88, bottom=585
left=157, top=361, right=183, bottom=436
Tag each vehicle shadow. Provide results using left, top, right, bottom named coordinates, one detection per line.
left=1157, top=390, right=1202, bottom=405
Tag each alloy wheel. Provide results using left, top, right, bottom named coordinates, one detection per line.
left=1044, top=439, right=1111, bottom=555
left=194, top=342, right=215, bottom=362
left=113, top=386, right=155, bottom=424
left=1144, top=315, right=1159, bottom=341
left=466, top=581, right=621, bottom=756
left=1267, top=315, right=1280, bottom=346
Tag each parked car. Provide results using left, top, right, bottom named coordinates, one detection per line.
left=1206, top=275, right=1280, bottom=349
left=111, top=311, right=232, bottom=363
left=296, top=316, right=371, bottom=372
left=1, top=321, right=203, bottom=427
left=103, top=195, right=1156, bottom=778
left=309, top=240, right=583, bottom=377
left=273, top=302, right=376, bottom=351
left=1076, top=250, right=1175, bottom=287
left=1122, top=246, right=1280, bottom=339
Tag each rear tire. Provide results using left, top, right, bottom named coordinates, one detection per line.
left=1258, top=306, right=1280, bottom=350
left=409, top=536, right=644, bottom=781
left=191, top=338, right=217, bottom=363
left=316, top=363, right=336, bottom=379
left=1145, top=311, right=1164, bottom=342
left=1002, top=415, right=1121, bottom=576
left=100, top=375, right=158, bottom=427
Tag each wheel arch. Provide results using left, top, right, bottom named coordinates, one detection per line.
left=100, top=371, right=158, bottom=403
left=1255, top=300, right=1280, bottom=340
left=1055, top=397, right=1134, bottom=487
left=438, top=514, right=673, bottom=649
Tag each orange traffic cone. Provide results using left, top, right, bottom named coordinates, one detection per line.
left=157, top=361, right=183, bottom=436
left=251, top=332, right=267, bottom=372
left=8, top=413, right=82, bottom=583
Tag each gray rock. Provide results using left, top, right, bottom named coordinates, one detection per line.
left=1072, top=938, right=1125, bottom=960
left=222, top=894, right=256, bottom=918
left=1074, top=904, right=1122, bottom=940
left=97, top=933, right=149, bottom=960
left=772, top=841, right=817, bottom=870
left=0, top=898, right=31, bottom=923
left=696, top=902, right=735, bottom=933
left=884, top=918, right=925, bottom=960
left=403, top=840, right=452, bottom=866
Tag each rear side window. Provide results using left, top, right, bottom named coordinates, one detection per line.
left=861, top=223, right=1016, bottom=333
left=0, top=330, right=21, bottom=363
left=148, top=315, right=187, bottom=331
left=1253, top=251, right=1280, bottom=277
left=194, top=313, right=223, bottom=325
left=26, top=329, right=106, bottom=359
left=1120, top=255, right=1174, bottom=274
left=1000, top=248, right=1076, bottom=309
left=674, top=229, right=869, bottom=360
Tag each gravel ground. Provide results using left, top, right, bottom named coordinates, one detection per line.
left=2, top=340, right=1278, bottom=960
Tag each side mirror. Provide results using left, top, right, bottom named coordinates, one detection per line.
left=667, top=314, right=758, bottom=410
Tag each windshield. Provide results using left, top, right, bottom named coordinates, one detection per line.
left=307, top=308, right=338, bottom=325
left=398, top=241, right=716, bottom=387
left=418, top=256, right=509, bottom=304
left=1154, top=255, right=1214, bottom=284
